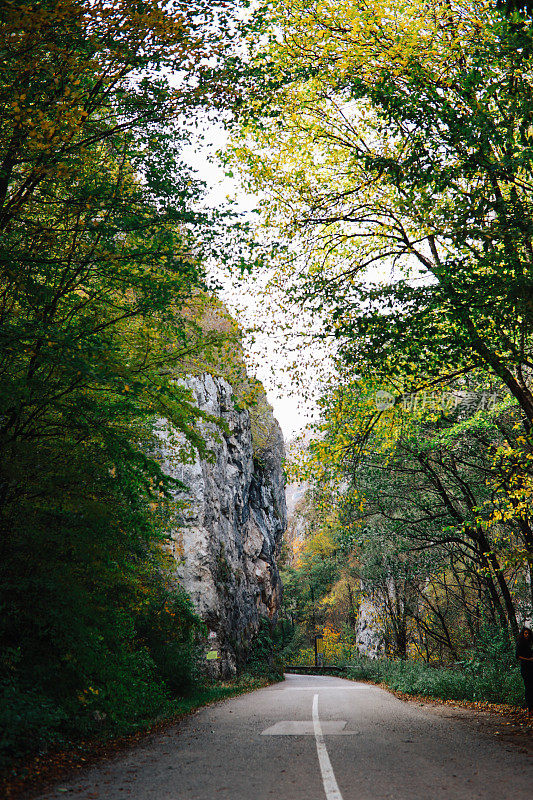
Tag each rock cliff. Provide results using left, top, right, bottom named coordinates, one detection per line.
left=355, top=595, right=384, bottom=658
left=156, top=374, right=286, bottom=676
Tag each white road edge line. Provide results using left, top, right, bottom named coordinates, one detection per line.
left=312, top=694, right=344, bottom=800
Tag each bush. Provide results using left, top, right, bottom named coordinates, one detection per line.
left=0, top=534, right=205, bottom=772
left=0, top=683, right=67, bottom=771
left=135, top=584, right=205, bottom=695
left=242, top=619, right=284, bottom=680
left=346, top=626, right=524, bottom=707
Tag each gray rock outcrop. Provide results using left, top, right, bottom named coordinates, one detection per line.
left=155, top=374, right=286, bottom=676
left=355, top=595, right=384, bottom=658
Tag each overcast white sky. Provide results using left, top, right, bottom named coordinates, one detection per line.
left=183, top=126, right=320, bottom=442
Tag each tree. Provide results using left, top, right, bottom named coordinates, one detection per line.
left=0, top=0, right=241, bottom=768
left=295, top=365, right=533, bottom=658
left=230, top=0, right=533, bottom=425
left=0, top=0, right=236, bottom=459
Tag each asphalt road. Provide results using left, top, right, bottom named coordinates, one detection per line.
left=40, top=673, right=532, bottom=800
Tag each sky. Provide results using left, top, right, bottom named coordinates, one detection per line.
left=183, top=126, right=320, bottom=442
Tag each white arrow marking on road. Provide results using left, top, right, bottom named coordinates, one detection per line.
left=312, top=694, right=344, bottom=800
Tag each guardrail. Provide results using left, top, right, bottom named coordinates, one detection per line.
left=284, top=665, right=348, bottom=675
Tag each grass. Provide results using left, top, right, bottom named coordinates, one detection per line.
left=346, top=657, right=524, bottom=707
left=163, top=674, right=279, bottom=717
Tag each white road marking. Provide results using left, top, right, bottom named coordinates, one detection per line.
left=313, top=694, right=344, bottom=800
left=261, top=721, right=350, bottom=735
left=273, top=686, right=354, bottom=691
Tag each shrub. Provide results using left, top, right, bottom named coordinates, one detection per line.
left=243, top=619, right=284, bottom=680
left=347, top=644, right=524, bottom=707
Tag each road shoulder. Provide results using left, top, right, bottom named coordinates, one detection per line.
left=367, top=680, right=533, bottom=756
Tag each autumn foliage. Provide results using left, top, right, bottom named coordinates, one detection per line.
left=230, top=0, right=533, bottom=699
left=0, top=0, right=239, bottom=773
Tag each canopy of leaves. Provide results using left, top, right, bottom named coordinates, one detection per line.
left=230, top=0, right=533, bottom=420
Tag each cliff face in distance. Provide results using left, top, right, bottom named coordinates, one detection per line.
left=156, top=374, right=287, bottom=676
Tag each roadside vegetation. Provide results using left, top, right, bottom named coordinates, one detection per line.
left=0, top=0, right=277, bottom=781
left=1, top=674, right=276, bottom=799
left=346, top=654, right=524, bottom=706
left=230, top=0, right=533, bottom=708
left=280, top=623, right=523, bottom=706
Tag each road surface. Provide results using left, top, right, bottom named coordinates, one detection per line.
left=40, top=673, right=532, bottom=800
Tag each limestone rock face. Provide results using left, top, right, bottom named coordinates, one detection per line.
left=156, top=374, right=286, bottom=677
left=355, top=596, right=384, bottom=658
